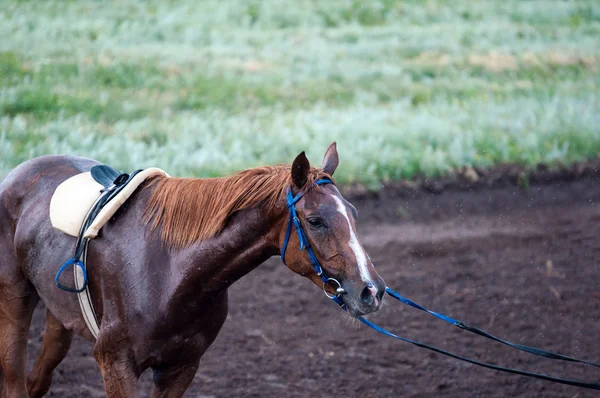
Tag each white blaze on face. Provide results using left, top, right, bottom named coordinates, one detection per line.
left=332, top=195, right=371, bottom=283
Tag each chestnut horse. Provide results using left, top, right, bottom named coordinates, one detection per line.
left=0, top=143, right=385, bottom=398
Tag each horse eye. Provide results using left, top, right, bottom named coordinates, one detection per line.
left=307, top=217, right=325, bottom=229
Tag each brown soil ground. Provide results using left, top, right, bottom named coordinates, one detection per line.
left=27, top=167, right=600, bottom=398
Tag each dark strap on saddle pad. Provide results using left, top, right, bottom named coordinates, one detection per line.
left=90, top=165, right=129, bottom=189
left=74, top=167, right=143, bottom=260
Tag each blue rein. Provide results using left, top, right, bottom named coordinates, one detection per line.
left=364, top=288, right=600, bottom=390
left=282, top=179, right=600, bottom=390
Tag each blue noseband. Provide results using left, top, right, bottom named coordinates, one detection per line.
left=280, top=179, right=345, bottom=306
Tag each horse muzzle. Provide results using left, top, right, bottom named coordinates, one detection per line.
left=334, top=279, right=385, bottom=317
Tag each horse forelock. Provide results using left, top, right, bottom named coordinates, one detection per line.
left=142, top=165, right=333, bottom=249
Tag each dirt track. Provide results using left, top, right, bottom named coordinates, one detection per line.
left=27, top=173, right=600, bottom=397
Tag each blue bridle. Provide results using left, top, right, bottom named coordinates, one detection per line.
left=281, top=179, right=600, bottom=390
left=281, top=179, right=346, bottom=306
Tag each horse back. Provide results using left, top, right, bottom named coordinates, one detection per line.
left=1, top=155, right=99, bottom=214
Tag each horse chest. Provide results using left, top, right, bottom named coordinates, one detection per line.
left=144, top=292, right=229, bottom=365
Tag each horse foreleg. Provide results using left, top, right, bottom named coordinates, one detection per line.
left=94, top=332, right=140, bottom=398
left=0, top=283, right=38, bottom=398
left=0, top=366, right=5, bottom=398
left=27, top=309, right=73, bottom=398
left=151, top=361, right=199, bottom=398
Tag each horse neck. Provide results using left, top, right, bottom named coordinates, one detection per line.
left=170, top=203, right=287, bottom=302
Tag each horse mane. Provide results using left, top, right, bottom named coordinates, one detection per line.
left=142, top=165, right=332, bottom=249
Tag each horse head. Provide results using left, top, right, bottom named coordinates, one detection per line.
left=280, top=143, right=386, bottom=317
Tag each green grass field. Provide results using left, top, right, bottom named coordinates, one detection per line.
left=1, top=0, right=599, bottom=186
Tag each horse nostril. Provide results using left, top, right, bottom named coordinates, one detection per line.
left=377, top=287, right=385, bottom=302
left=360, top=284, right=377, bottom=306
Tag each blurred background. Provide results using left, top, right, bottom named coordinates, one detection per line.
left=1, top=0, right=598, bottom=186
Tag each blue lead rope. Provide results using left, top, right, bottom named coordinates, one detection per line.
left=354, top=288, right=600, bottom=390
left=358, top=316, right=600, bottom=390
left=385, top=287, right=600, bottom=369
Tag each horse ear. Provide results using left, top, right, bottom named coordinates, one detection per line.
left=291, top=151, right=310, bottom=188
left=321, top=142, right=339, bottom=176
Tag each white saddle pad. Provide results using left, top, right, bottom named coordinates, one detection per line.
left=50, top=167, right=169, bottom=238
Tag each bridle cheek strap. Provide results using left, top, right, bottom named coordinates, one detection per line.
left=280, top=179, right=344, bottom=306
